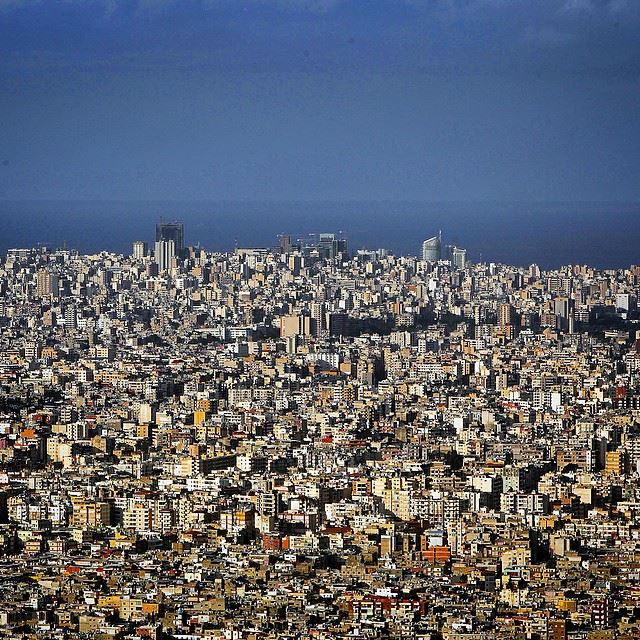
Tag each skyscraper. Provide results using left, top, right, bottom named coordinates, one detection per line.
left=156, top=222, right=184, bottom=256
left=448, top=246, right=467, bottom=270
left=132, top=241, right=148, bottom=260
left=318, top=233, right=348, bottom=260
left=279, top=234, right=292, bottom=254
left=422, top=232, right=442, bottom=262
left=155, top=239, right=175, bottom=272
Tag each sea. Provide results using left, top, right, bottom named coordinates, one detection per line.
left=0, top=200, right=638, bottom=270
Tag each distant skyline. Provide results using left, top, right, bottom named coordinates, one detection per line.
left=1, top=1, right=639, bottom=202
left=1, top=200, right=639, bottom=270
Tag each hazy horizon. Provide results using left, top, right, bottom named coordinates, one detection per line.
left=1, top=199, right=638, bottom=270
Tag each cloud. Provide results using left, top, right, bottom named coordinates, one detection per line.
left=0, top=0, right=632, bottom=19
left=0, top=0, right=36, bottom=9
left=1, top=0, right=639, bottom=76
left=561, top=0, right=594, bottom=13
left=143, top=0, right=347, bottom=12
left=272, top=0, right=343, bottom=11
left=607, top=0, right=639, bottom=17
left=0, top=0, right=118, bottom=15
left=608, top=0, right=627, bottom=12
left=137, top=0, right=186, bottom=11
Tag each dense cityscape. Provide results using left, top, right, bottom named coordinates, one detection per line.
left=0, top=221, right=638, bottom=639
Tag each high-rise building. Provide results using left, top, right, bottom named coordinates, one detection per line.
left=155, top=239, right=175, bottom=272
left=280, top=315, right=312, bottom=338
left=448, top=246, right=467, bottom=270
left=279, top=234, right=292, bottom=254
left=132, top=241, right=148, bottom=260
left=334, top=237, right=349, bottom=259
left=156, top=222, right=184, bottom=256
left=591, top=598, right=609, bottom=629
left=310, top=302, right=325, bottom=337
left=318, top=233, right=348, bottom=260
left=498, top=303, right=515, bottom=327
left=422, top=232, right=442, bottom=262
left=36, top=269, right=59, bottom=298
left=64, top=305, right=77, bottom=329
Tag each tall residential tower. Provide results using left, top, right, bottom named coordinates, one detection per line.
left=156, top=222, right=184, bottom=256
left=422, top=232, right=442, bottom=262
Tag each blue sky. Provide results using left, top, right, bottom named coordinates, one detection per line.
left=0, top=0, right=638, bottom=201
